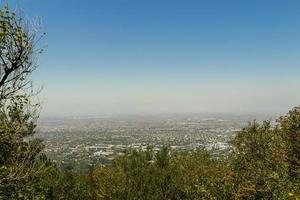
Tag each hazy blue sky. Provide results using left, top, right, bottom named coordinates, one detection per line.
left=6, top=0, right=300, bottom=116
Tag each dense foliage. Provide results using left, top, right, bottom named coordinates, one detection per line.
left=0, top=4, right=300, bottom=200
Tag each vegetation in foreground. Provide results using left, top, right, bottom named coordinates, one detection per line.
left=0, top=4, right=300, bottom=200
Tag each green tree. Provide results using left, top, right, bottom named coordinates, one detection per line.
left=279, top=106, right=300, bottom=181
left=91, top=147, right=226, bottom=200
left=228, top=120, right=290, bottom=199
left=278, top=107, right=300, bottom=198
left=0, top=4, right=49, bottom=199
left=0, top=4, right=44, bottom=100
